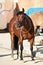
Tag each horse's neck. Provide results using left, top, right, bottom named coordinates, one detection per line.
left=23, top=19, right=30, bottom=30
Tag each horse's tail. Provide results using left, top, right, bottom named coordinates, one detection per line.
left=34, top=26, right=40, bottom=36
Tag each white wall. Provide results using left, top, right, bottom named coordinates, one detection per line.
left=0, top=33, right=11, bottom=49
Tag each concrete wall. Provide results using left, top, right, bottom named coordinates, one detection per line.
left=0, top=0, right=43, bottom=29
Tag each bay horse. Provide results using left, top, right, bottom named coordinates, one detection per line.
left=9, top=11, right=34, bottom=60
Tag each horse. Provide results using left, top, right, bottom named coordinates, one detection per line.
left=9, top=11, right=35, bottom=60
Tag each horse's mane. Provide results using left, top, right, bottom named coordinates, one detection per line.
left=17, top=11, right=32, bottom=21
left=16, top=8, right=25, bottom=15
left=17, top=11, right=26, bottom=16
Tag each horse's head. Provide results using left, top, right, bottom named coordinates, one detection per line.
left=15, top=11, right=25, bottom=28
left=14, top=10, right=34, bottom=33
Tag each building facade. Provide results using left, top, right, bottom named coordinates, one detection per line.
left=0, top=0, right=43, bottom=29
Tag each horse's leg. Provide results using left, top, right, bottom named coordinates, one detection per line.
left=14, top=35, right=19, bottom=59
left=30, top=37, right=34, bottom=60
left=17, top=44, right=19, bottom=59
left=20, top=41, right=23, bottom=60
left=11, top=34, right=14, bottom=59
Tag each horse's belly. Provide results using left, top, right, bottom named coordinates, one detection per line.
left=23, top=33, right=33, bottom=40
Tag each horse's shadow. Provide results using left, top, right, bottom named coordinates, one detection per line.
left=0, top=46, right=43, bottom=63
left=0, top=53, right=11, bottom=57
left=0, top=52, right=17, bottom=57
left=23, top=46, right=43, bottom=63
left=37, top=46, right=43, bottom=54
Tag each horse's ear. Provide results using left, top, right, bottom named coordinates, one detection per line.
left=22, top=8, right=25, bottom=13
left=13, top=3, right=20, bottom=16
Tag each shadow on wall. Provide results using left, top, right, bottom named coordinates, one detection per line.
left=0, top=3, right=19, bottom=50
left=0, top=3, right=20, bottom=33
left=0, top=23, right=9, bottom=33
left=30, top=12, right=43, bottom=28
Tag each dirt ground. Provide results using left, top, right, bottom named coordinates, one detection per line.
left=0, top=33, right=43, bottom=65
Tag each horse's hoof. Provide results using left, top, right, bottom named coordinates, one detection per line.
left=17, top=56, right=19, bottom=59
left=31, top=58, right=35, bottom=64
left=11, top=55, right=14, bottom=60
left=20, top=58, right=23, bottom=60
left=32, top=58, right=34, bottom=61
left=11, top=57, right=14, bottom=60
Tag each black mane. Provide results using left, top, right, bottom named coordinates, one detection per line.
left=17, top=11, right=26, bottom=16
left=17, top=11, right=23, bottom=15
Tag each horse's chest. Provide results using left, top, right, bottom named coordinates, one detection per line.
left=22, top=33, right=28, bottom=39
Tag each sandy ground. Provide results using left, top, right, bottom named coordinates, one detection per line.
left=0, top=33, right=43, bottom=65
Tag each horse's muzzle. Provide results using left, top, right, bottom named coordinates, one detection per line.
left=15, top=24, right=22, bottom=29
